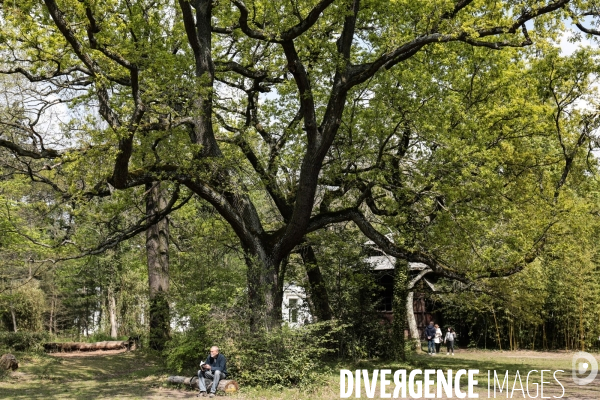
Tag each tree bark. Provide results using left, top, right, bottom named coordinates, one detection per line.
left=9, top=303, right=17, bottom=333
left=299, top=246, right=332, bottom=322
left=146, top=182, right=171, bottom=350
left=84, top=285, right=89, bottom=337
left=49, top=297, right=54, bottom=334
left=179, top=0, right=281, bottom=331
left=406, top=291, right=421, bottom=352
left=245, top=250, right=282, bottom=331
left=392, top=261, right=408, bottom=361
left=108, top=287, right=118, bottom=339
left=53, top=302, right=58, bottom=333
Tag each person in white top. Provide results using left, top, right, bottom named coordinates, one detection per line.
left=434, top=324, right=443, bottom=354
left=444, top=327, right=456, bottom=355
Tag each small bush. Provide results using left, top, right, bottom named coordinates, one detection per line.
left=202, top=314, right=344, bottom=390
left=164, top=326, right=209, bottom=373
left=164, top=304, right=210, bottom=373
left=228, top=322, right=342, bottom=390
left=165, top=314, right=343, bottom=389
left=85, top=332, right=130, bottom=343
left=0, top=331, right=50, bottom=352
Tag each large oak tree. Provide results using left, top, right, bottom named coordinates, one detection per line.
left=1, top=0, right=596, bottom=336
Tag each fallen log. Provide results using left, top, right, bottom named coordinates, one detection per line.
left=43, top=341, right=128, bottom=352
left=0, top=354, right=18, bottom=371
left=167, top=376, right=239, bottom=393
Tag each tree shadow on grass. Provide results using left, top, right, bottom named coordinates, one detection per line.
left=412, top=352, right=600, bottom=399
left=0, top=351, right=169, bottom=399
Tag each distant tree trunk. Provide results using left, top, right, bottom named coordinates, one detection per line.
left=10, top=304, right=17, bottom=333
left=146, top=182, right=171, bottom=350
left=407, top=291, right=421, bottom=352
left=108, top=287, right=118, bottom=339
left=299, top=246, right=332, bottom=322
left=579, top=295, right=585, bottom=351
left=53, top=300, right=58, bottom=334
left=391, top=261, right=408, bottom=361
left=84, top=286, right=89, bottom=337
left=49, top=297, right=54, bottom=334
left=492, top=308, right=502, bottom=350
left=8, top=286, right=17, bottom=333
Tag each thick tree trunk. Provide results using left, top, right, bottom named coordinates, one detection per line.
left=407, top=291, right=421, bottom=352
left=146, top=182, right=171, bottom=350
left=299, top=246, right=332, bottom=322
left=245, top=250, right=283, bottom=332
left=392, top=261, right=408, bottom=361
left=108, top=287, right=118, bottom=339
left=180, top=0, right=288, bottom=334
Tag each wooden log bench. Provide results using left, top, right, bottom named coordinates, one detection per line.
left=43, top=341, right=128, bottom=352
left=167, top=375, right=239, bottom=393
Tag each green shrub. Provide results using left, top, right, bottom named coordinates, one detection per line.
left=204, top=316, right=344, bottom=390
left=231, top=322, right=341, bottom=390
left=164, top=313, right=343, bottom=389
left=164, top=304, right=211, bottom=373
left=85, top=332, right=130, bottom=343
left=0, top=283, right=46, bottom=332
left=164, top=301, right=344, bottom=390
left=164, top=325, right=209, bottom=373
left=0, top=331, right=50, bottom=352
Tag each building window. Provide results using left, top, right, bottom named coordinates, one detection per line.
left=289, top=298, right=298, bottom=323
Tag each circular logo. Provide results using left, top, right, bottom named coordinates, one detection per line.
left=572, top=352, right=598, bottom=386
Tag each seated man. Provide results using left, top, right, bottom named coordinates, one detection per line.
left=197, top=346, right=227, bottom=398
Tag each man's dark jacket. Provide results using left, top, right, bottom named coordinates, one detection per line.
left=425, top=325, right=436, bottom=340
left=204, top=353, right=227, bottom=375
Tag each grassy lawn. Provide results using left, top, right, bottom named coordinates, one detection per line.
left=0, top=351, right=171, bottom=399
left=1, top=349, right=599, bottom=399
left=412, top=350, right=599, bottom=399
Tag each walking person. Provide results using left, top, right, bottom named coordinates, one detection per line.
left=425, top=321, right=436, bottom=355
left=445, top=327, right=456, bottom=355
left=434, top=324, right=443, bottom=354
